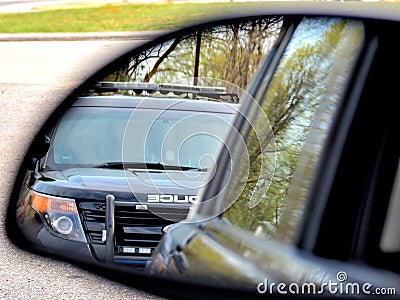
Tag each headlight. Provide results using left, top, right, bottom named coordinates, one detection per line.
left=30, top=191, right=87, bottom=243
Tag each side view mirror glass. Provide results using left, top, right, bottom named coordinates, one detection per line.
left=30, top=134, right=51, bottom=160
left=8, top=13, right=284, bottom=275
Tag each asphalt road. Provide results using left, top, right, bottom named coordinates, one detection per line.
left=0, top=39, right=165, bottom=299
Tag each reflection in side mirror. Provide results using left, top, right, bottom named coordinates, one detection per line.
left=30, top=134, right=51, bottom=170
left=9, top=14, right=284, bottom=274
left=31, top=134, right=51, bottom=159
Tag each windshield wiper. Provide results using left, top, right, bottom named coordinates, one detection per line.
left=92, top=162, right=207, bottom=172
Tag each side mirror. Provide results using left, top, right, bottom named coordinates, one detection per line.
left=29, top=134, right=50, bottom=170
left=31, top=134, right=50, bottom=158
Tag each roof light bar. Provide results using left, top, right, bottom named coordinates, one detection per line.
left=95, top=81, right=227, bottom=95
left=94, top=81, right=240, bottom=102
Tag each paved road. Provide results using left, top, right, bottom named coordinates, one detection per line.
left=0, top=39, right=165, bottom=299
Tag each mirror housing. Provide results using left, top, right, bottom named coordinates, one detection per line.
left=29, top=134, right=50, bottom=170
left=31, top=134, right=50, bottom=159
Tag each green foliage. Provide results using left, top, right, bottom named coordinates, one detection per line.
left=223, top=18, right=357, bottom=237
left=103, top=17, right=283, bottom=96
left=0, top=2, right=267, bottom=33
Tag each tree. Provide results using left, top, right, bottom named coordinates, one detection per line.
left=223, top=18, right=363, bottom=237
left=100, top=17, right=283, bottom=99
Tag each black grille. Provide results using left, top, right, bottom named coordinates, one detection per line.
left=78, top=200, right=189, bottom=259
left=79, top=201, right=105, bottom=244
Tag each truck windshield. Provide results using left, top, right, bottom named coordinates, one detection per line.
left=45, top=106, right=234, bottom=171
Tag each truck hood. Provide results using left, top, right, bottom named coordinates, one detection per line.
left=32, top=167, right=207, bottom=202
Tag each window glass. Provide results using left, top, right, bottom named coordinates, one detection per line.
left=222, top=18, right=365, bottom=242
left=380, top=159, right=400, bottom=253
left=50, top=108, right=129, bottom=166
left=47, top=107, right=234, bottom=170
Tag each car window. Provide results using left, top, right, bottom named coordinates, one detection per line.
left=48, top=107, right=130, bottom=167
left=381, top=158, right=400, bottom=253
left=123, top=108, right=235, bottom=170
left=46, top=107, right=234, bottom=170
left=221, top=17, right=365, bottom=242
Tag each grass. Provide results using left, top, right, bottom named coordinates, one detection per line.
left=0, top=2, right=265, bottom=33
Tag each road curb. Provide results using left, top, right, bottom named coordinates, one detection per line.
left=0, top=30, right=171, bottom=41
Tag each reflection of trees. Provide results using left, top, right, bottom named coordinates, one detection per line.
left=224, top=19, right=363, bottom=236
left=198, top=18, right=282, bottom=89
left=103, top=17, right=283, bottom=92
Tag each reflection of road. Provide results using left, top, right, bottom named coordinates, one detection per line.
left=0, top=40, right=164, bottom=299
